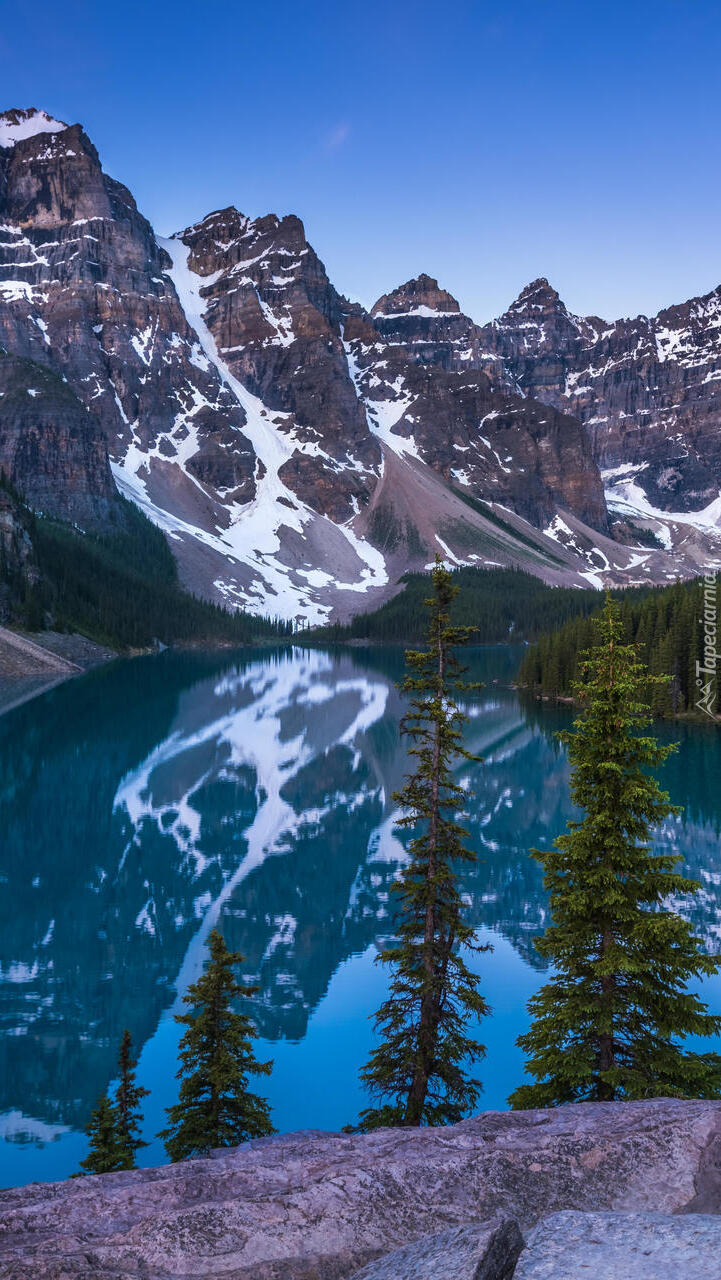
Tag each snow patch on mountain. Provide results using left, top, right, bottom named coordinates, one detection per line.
left=604, top=464, right=721, bottom=533
left=373, top=306, right=460, bottom=320
left=0, top=109, right=68, bottom=149
left=343, top=337, right=419, bottom=459
left=109, top=237, right=388, bottom=623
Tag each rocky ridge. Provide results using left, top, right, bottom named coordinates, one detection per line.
left=1, top=108, right=721, bottom=621
left=344, top=281, right=610, bottom=533
left=481, top=276, right=721, bottom=516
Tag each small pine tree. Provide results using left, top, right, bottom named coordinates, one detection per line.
left=159, top=929, right=275, bottom=1161
left=79, top=1093, right=123, bottom=1175
left=510, top=595, right=721, bottom=1109
left=114, top=1029, right=150, bottom=1170
left=357, top=557, right=490, bottom=1129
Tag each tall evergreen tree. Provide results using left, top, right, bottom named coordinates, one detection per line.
left=159, top=929, right=275, bottom=1161
left=114, top=1029, right=150, bottom=1170
left=358, top=557, right=490, bottom=1129
left=79, top=1093, right=123, bottom=1175
left=77, top=1029, right=149, bottom=1176
left=510, top=595, right=721, bottom=1109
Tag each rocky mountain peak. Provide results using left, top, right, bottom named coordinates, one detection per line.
left=482, top=275, right=594, bottom=365
left=508, top=277, right=566, bottom=315
left=0, top=115, right=133, bottom=228
left=181, top=204, right=250, bottom=241
left=371, top=273, right=461, bottom=318
left=179, top=207, right=314, bottom=282
left=0, top=107, right=68, bottom=149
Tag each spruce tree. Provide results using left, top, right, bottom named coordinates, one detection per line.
left=510, top=595, right=721, bottom=1109
left=114, top=1029, right=150, bottom=1170
left=79, top=1093, right=123, bottom=1175
left=357, top=557, right=489, bottom=1128
left=159, top=929, right=275, bottom=1161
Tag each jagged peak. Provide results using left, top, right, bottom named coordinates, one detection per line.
left=0, top=107, right=69, bottom=149
left=177, top=207, right=309, bottom=251
left=177, top=206, right=249, bottom=240
left=371, top=273, right=461, bottom=318
left=507, top=277, right=565, bottom=313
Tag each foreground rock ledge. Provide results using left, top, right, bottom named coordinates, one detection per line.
left=514, top=1211, right=721, bottom=1279
left=1, top=1099, right=721, bottom=1279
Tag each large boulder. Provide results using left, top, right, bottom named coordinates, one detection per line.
left=1, top=1099, right=721, bottom=1278
left=515, top=1211, right=721, bottom=1279
left=348, top=1219, right=524, bottom=1279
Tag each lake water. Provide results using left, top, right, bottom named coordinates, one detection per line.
left=1, top=643, right=720, bottom=1188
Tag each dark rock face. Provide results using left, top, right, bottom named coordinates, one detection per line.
left=0, top=110, right=257, bottom=526
left=0, top=485, right=36, bottom=621
left=345, top=280, right=609, bottom=533
left=1, top=1099, right=720, bottom=1279
left=482, top=277, right=721, bottom=512
left=0, top=353, right=115, bottom=524
left=178, top=207, right=380, bottom=521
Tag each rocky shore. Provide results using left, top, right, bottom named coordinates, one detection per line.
left=1, top=1099, right=721, bottom=1278
left=0, top=625, right=114, bottom=715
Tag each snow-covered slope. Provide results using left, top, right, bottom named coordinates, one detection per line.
left=0, top=108, right=67, bottom=148
left=116, top=236, right=388, bottom=623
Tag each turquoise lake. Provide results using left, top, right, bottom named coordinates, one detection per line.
left=1, top=643, right=720, bottom=1188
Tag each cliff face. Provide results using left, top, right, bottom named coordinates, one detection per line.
left=0, top=110, right=256, bottom=526
left=0, top=483, right=36, bottom=622
left=0, top=353, right=115, bottom=524
left=481, top=277, right=721, bottom=513
left=0, top=1099, right=719, bottom=1278
left=346, top=279, right=609, bottom=533
left=177, top=207, right=380, bottom=522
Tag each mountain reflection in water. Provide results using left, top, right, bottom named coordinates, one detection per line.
left=1, top=643, right=719, bottom=1185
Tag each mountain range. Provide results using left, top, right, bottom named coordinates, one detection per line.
left=1, top=107, right=720, bottom=623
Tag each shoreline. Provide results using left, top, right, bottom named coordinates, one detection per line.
left=0, top=631, right=295, bottom=717
left=0, top=626, right=117, bottom=717
left=518, top=685, right=721, bottom=726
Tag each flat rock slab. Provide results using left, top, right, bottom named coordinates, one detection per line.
left=349, top=1219, right=524, bottom=1280
left=515, top=1211, right=721, bottom=1279
left=1, top=1100, right=721, bottom=1278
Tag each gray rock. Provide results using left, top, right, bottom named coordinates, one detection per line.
left=1, top=1100, right=721, bottom=1278
left=480, top=277, right=721, bottom=515
left=515, top=1210, right=721, bottom=1279
left=348, top=1219, right=523, bottom=1279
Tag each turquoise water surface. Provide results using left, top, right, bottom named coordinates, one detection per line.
left=1, top=643, right=720, bottom=1187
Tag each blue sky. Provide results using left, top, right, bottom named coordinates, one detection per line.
left=2, top=0, right=719, bottom=322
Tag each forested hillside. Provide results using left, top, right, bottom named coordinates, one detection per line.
left=313, top=568, right=649, bottom=645
left=519, top=575, right=720, bottom=717
left=0, top=478, right=290, bottom=649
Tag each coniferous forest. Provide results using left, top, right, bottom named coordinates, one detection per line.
left=0, top=478, right=291, bottom=648
left=311, top=567, right=625, bottom=644
left=519, top=575, right=721, bottom=717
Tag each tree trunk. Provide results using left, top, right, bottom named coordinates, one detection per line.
left=404, top=612, right=445, bottom=1126
left=597, top=925, right=615, bottom=1101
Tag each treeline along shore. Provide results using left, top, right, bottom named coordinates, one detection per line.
left=518, top=573, right=721, bottom=720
